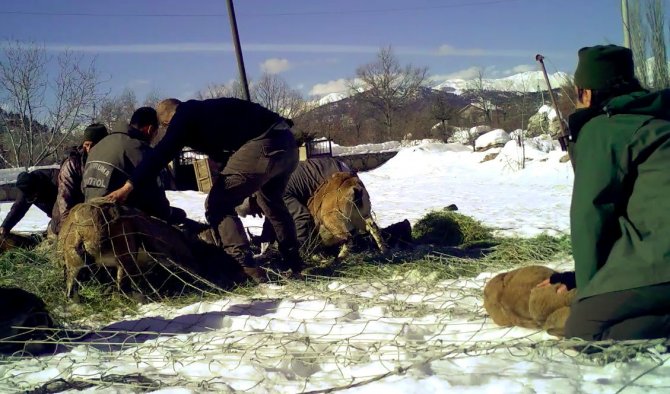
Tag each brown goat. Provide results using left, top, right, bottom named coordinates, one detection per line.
left=307, top=172, right=387, bottom=259
left=57, top=198, right=198, bottom=299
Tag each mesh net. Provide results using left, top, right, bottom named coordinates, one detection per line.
left=0, top=203, right=668, bottom=392
left=2, top=250, right=669, bottom=392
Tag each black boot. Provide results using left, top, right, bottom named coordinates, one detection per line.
left=239, top=254, right=268, bottom=284
left=279, top=246, right=305, bottom=280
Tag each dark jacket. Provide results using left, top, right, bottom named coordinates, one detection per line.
left=51, top=146, right=86, bottom=234
left=285, top=157, right=351, bottom=204
left=82, top=127, right=172, bottom=221
left=1, top=168, right=58, bottom=232
left=129, top=98, right=287, bottom=186
left=569, top=89, right=670, bottom=300
left=256, top=157, right=351, bottom=245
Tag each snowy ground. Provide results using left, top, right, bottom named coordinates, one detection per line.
left=1, top=140, right=669, bottom=393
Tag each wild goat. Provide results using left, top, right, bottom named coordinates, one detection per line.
left=307, top=172, right=387, bottom=259
left=57, top=198, right=197, bottom=299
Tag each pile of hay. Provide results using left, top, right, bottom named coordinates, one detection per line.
left=412, top=209, right=493, bottom=246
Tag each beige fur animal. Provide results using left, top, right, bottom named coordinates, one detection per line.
left=483, top=265, right=575, bottom=337
left=57, top=198, right=198, bottom=299
left=307, top=172, right=387, bottom=258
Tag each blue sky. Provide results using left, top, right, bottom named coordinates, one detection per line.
left=0, top=0, right=623, bottom=100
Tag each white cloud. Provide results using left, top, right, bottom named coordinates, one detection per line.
left=1, top=40, right=570, bottom=60
left=509, top=64, right=536, bottom=73
left=435, top=44, right=567, bottom=59
left=309, top=78, right=350, bottom=96
left=437, top=44, right=486, bottom=56
left=260, top=58, right=291, bottom=74
left=431, top=66, right=483, bottom=80
left=2, top=41, right=381, bottom=55
left=127, top=79, right=151, bottom=88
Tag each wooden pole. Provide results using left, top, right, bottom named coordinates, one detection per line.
left=226, top=0, right=251, bottom=101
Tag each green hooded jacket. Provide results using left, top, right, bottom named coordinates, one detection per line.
left=569, top=89, right=670, bottom=300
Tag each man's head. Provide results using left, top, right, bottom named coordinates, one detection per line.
left=15, top=172, right=38, bottom=202
left=573, top=45, right=640, bottom=108
left=82, top=123, right=108, bottom=153
left=129, top=107, right=160, bottom=142
left=157, top=98, right=181, bottom=128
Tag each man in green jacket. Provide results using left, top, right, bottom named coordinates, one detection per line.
left=548, top=45, right=670, bottom=340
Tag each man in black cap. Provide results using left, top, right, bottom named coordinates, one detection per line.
left=51, top=123, right=108, bottom=235
left=539, top=44, right=670, bottom=341
left=0, top=168, right=59, bottom=236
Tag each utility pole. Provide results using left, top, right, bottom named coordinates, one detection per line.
left=226, top=0, right=251, bottom=101
left=622, top=0, right=631, bottom=48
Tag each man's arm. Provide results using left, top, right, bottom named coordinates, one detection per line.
left=1, top=192, right=32, bottom=233
left=106, top=181, right=133, bottom=203
left=131, top=110, right=191, bottom=188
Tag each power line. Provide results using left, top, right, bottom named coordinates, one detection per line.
left=0, top=0, right=523, bottom=18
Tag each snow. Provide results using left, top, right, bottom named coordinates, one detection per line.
left=451, top=125, right=491, bottom=146
left=538, top=104, right=559, bottom=121
left=433, top=71, right=570, bottom=96
left=316, top=92, right=347, bottom=106
left=474, top=129, right=510, bottom=151
left=1, top=139, right=668, bottom=393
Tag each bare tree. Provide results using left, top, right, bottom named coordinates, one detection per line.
left=431, top=92, right=458, bottom=142
left=97, top=88, right=137, bottom=132
left=466, top=67, right=493, bottom=125
left=345, top=95, right=369, bottom=143
left=647, top=0, right=669, bottom=89
left=197, top=80, right=248, bottom=100
left=355, top=46, right=428, bottom=140
left=252, top=73, right=306, bottom=119
left=143, top=88, right=163, bottom=108
left=0, top=42, right=101, bottom=167
left=629, top=0, right=650, bottom=88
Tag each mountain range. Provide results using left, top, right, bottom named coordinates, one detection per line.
left=312, top=70, right=570, bottom=107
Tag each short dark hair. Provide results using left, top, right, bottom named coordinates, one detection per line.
left=129, top=107, right=158, bottom=129
left=582, top=79, right=645, bottom=109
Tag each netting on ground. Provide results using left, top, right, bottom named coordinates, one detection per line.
left=1, top=200, right=668, bottom=392
left=1, top=249, right=669, bottom=393
left=56, top=199, right=241, bottom=304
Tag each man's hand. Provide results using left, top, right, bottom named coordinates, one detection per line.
left=536, top=278, right=568, bottom=294
left=106, top=181, right=134, bottom=203
left=0, top=227, right=6, bottom=237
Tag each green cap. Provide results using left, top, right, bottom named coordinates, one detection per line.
left=574, top=45, right=636, bottom=90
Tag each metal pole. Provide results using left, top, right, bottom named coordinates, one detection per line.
left=535, top=54, right=569, bottom=151
left=226, top=0, right=251, bottom=101
left=622, top=0, right=631, bottom=48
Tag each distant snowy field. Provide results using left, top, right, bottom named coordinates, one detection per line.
left=1, top=140, right=668, bottom=393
